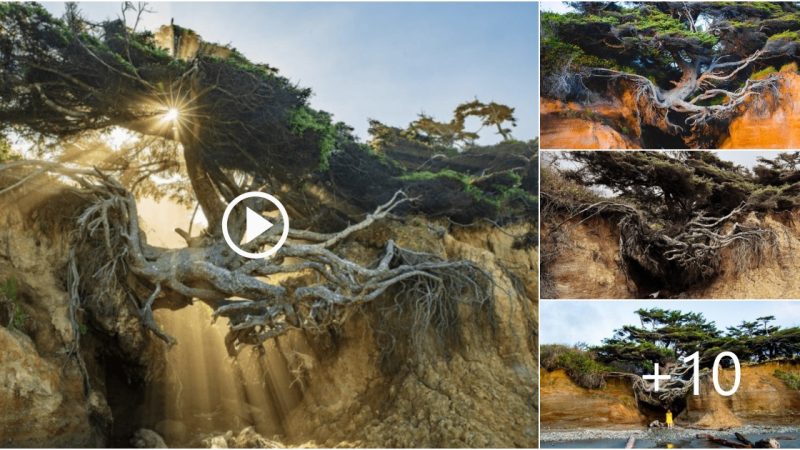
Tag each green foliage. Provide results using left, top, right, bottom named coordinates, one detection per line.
left=128, top=37, right=171, bottom=61
left=634, top=8, right=718, bottom=46
left=728, top=1, right=783, bottom=14
left=400, top=169, right=483, bottom=199
left=540, top=36, right=631, bottom=76
left=540, top=1, right=800, bottom=110
left=542, top=11, right=620, bottom=28
left=1, top=277, right=17, bottom=302
left=541, top=344, right=611, bottom=389
left=288, top=106, right=337, bottom=170
left=593, top=308, right=800, bottom=374
left=768, top=30, right=800, bottom=41
left=399, top=169, right=470, bottom=183
left=542, top=4, right=717, bottom=86
left=0, top=277, right=26, bottom=330
left=774, top=369, right=800, bottom=390
left=540, top=165, right=602, bottom=205
left=0, top=136, right=18, bottom=162
left=225, top=51, right=281, bottom=80
left=11, top=304, right=27, bottom=329
left=557, top=151, right=796, bottom=219
left=561, top=152, right=721, bottom=217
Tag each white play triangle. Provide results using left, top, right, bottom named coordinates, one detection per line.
left=242, top=207, right=274, bottom=245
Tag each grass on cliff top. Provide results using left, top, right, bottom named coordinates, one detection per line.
left=775, top=369, right=800, bottom=390
left=541, top=344, right=611, bottom=389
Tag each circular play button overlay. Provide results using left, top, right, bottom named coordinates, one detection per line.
left=221, top=191, right=289, bottom=259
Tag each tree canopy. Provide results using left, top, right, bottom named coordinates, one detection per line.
left=597, top=308, right=800, bottom=373
left=1, top=2, right=535, bottom=232
left=544, top=308, right=800, bottom=378
left=0, top=2, right=535, bottom=367
left=542, top=2, right=800, bottom=147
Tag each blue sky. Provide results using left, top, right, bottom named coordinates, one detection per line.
left=714, top=151, right=775, bottom=170
left=540, top=1, right=572, bottom=14
left=541, top=301, right=800, bottom=346
left=43, top=2, right=539, bottom=144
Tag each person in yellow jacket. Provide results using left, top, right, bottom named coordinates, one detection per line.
left=666, top=409, right=674, bottom=429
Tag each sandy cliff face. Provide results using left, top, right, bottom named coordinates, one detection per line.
left=279, top=222, right=539, bottom=447
left=542, top=362, right=800, bottom=430
left=542, top=216, right=635, bottom=299
left=690, top=211, right=800, bottom=299
left=685, top=362, right=800, bottom=427
left=546, top=211, right=800, bottom=299
left=540, top=99, right=641, bottom=149
left=0, top=188, right=110, bottom=446
left=540, top=369, right=645, bottom=430
left=721, top=70, right=800, bottom=149
left=0, top=327, right=96, bottom=446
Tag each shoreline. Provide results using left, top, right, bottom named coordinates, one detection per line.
left=540, top=425, right=800, bottom=443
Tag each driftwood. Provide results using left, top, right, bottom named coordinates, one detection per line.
left=697, top=433, right=780, bottom=448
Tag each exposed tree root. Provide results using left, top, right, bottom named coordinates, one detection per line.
left=1, top=160, right=494, bottom=357
left=591, top=62, right=780, bottom=139
left=610, top=363, right=700, bottom=411
left=542, top=192, right=778, bottom=296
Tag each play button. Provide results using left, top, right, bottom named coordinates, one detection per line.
left=244, top=207, right=274, bottom=244
left=221, top=191, right=289, bottom=259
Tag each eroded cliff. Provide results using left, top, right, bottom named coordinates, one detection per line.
left=541, top=362, right=800, bottom=430
left=540, top=98, right=641, bottom=150
left=541, top=69, right=800, bottom=149
left=721, top=69, right=800, bottom=149
left=0, top=184, right=538, bottom=447
left=544, top=210, right=800, bottom=299
left=540, top=369, right=645, bottom=430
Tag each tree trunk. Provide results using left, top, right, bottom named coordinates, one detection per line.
left=183, top=142, right=226, bottom=235
left=662, top=58, right=699, bottom=104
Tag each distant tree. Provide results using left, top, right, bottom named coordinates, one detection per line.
left=754, top=152, right=800, bottom=186
left=407, top=113, right=473, bottom=148
left=370, top=100, right=518, bottom=152
left=453, top=100, right=517, bottom=141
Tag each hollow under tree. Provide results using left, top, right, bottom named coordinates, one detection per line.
left=542, top=2, right=800, bottom=147
left=0, top=3, right=535, bottom=371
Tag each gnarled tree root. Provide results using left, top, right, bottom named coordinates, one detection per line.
left=1, top=160, right=495, bottom=361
